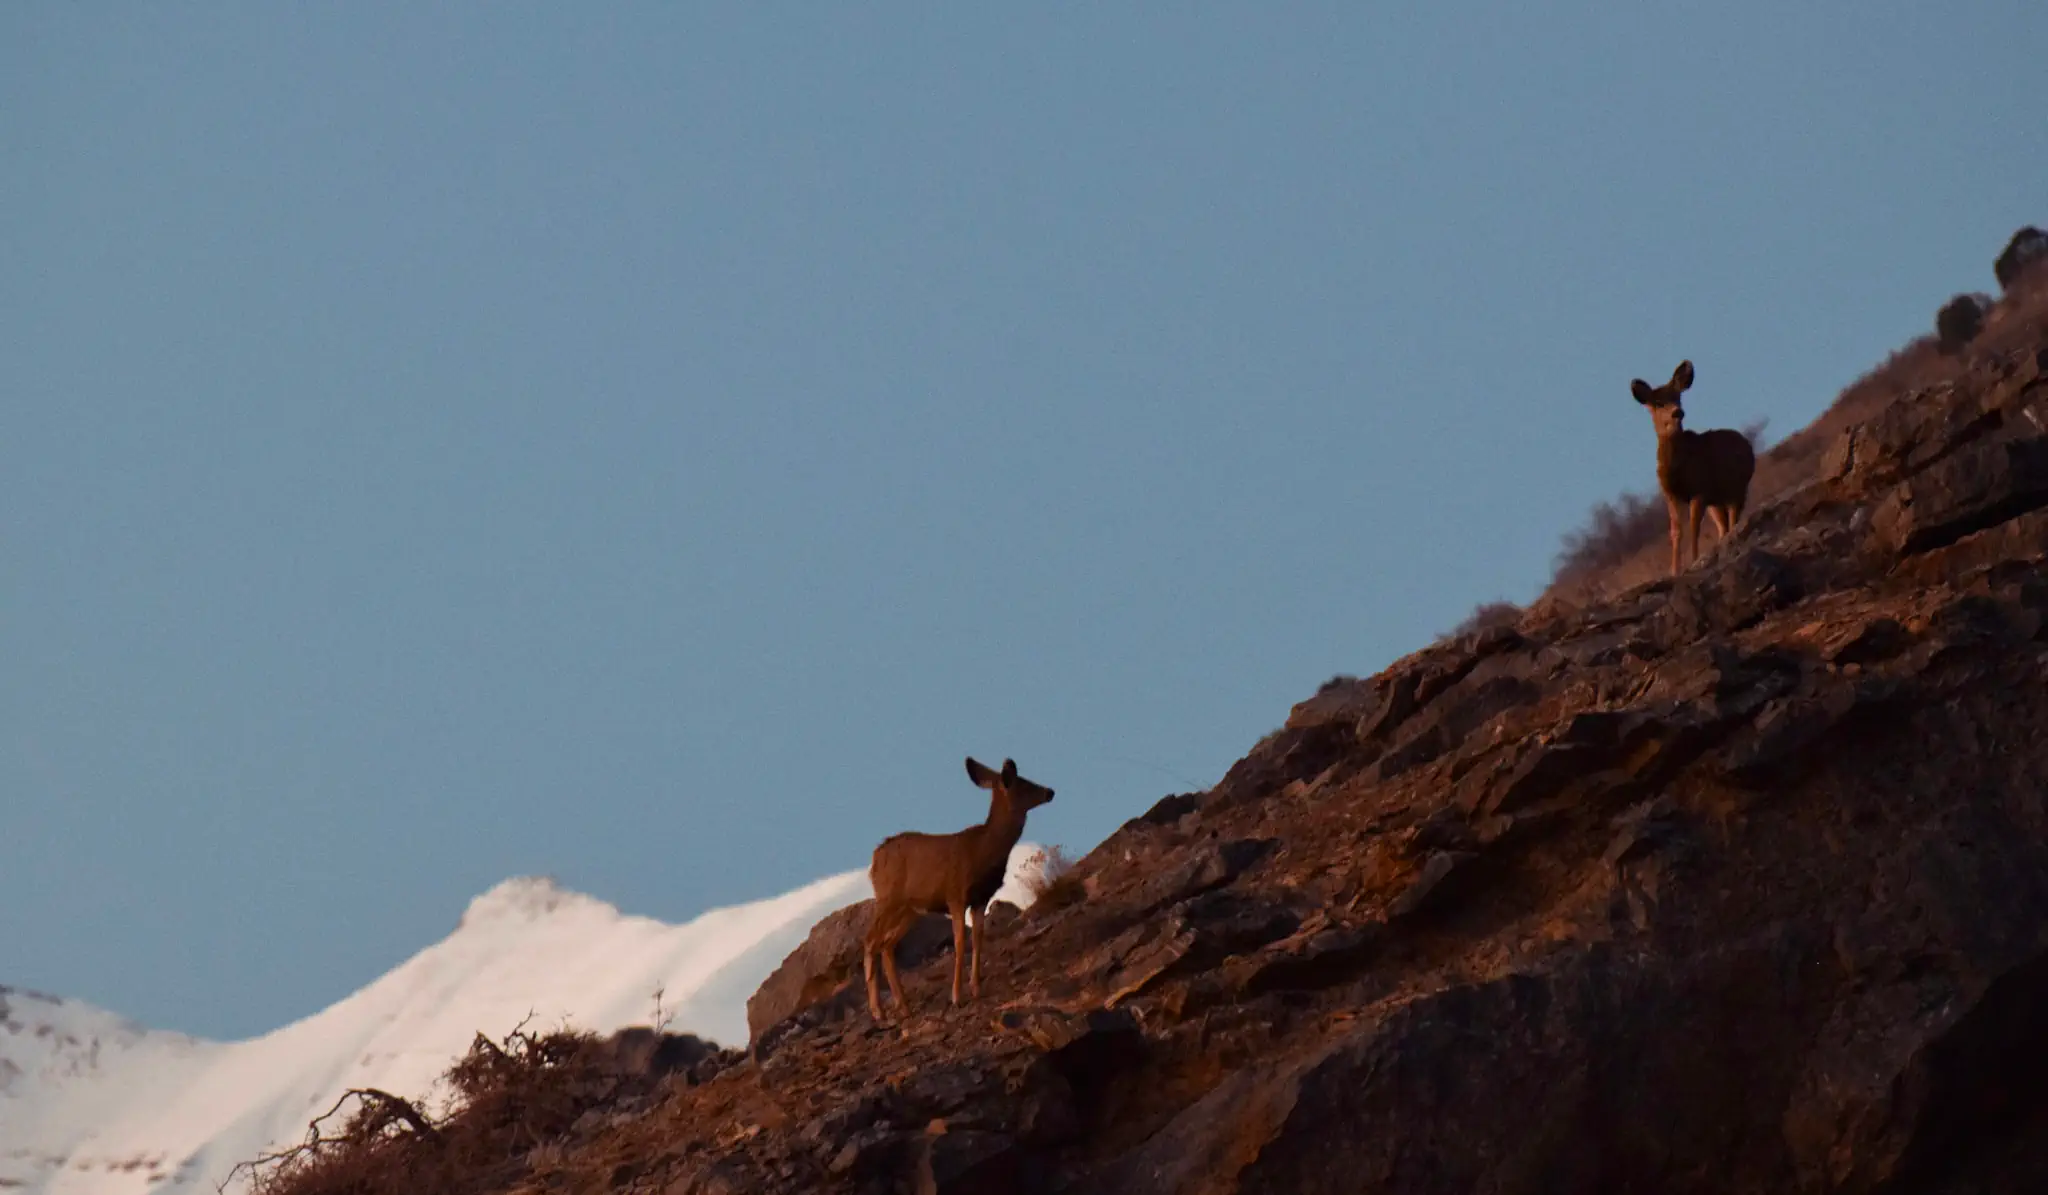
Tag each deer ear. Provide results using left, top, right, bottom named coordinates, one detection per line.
left=1002, top=758, right=1018, bottom=783
left=966, top=757, right=998, bottom=789
left=1671, top=360, right=1694, bottom=391
left=1631, top=379, right=1656, bottom=405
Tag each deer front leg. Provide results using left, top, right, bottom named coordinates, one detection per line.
left=969, top=905, right=984, bottom=1000
left=1686, top=499, right=1705, bottom=569
left=949, top=904, right=967, bottom=1006
left=1666, top=497, right=1684, bottom=575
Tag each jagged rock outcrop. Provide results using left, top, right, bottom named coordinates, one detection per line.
left=258, top=335, right=2048, bottom=1195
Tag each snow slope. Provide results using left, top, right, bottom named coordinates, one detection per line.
left=0, top=846, right=1047, bottom=1195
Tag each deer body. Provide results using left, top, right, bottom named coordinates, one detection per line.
left=1633, top=360, right=1755, bottom=574
left=863, top=757, right=1054, bottom=1022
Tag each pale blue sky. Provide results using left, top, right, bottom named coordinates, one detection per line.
left=5, top=5, right=2043, bottom=1040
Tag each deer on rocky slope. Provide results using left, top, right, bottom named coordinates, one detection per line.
left=1632, top=359, right=1756, bottom=574
left=862, top=757, right=1054, bottom=1022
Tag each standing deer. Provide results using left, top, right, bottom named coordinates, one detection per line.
left=862, top=757, right=1055, bottom=1022
left=1632, top=359, right=1756, bottom=574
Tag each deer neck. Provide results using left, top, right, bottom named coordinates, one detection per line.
left=976, top=795, right=1030, bottom=866
left=1656, top=429, right=1690, bottom=493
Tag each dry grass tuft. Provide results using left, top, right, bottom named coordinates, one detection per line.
left=1020, top=845, right=1085, bottom=911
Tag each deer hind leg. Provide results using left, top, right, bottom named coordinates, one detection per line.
left=866, top=906, right=912, bottom=1019
left=969, top=905, right=984, bottom=1000
left=880, top=935, right=910, bottom=1019
left=863, top=944, right=883, bottom=1021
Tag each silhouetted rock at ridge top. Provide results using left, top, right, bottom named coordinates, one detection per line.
left=256, top=334, right=2048, bottom=1194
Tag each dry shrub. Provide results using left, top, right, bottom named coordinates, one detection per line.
left=1020, top=845, right=1084, bottom=911
left=1978, top=268, right=2048, bottom=356
left=1995, top=226, right=2048, bottom=292
left=1936, top=294, right=1991, bottom=353
left=1446, top=600, right=1523, bottom=639
left=1550, top=490, right=1667, bottom=590
left=242, top=1024, right=729, bottom=1195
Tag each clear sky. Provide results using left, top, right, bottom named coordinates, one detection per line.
left=5, top=4, right=2044, bottom=1041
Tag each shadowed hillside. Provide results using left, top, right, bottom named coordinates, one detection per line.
left=249, top=264, right=2048, bottom=1194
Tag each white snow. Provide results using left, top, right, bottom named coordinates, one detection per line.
left=1, top=844, right=1050, bottom=1195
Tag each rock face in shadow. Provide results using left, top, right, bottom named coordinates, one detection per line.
left=265, top=343, right=2048, bottom=1194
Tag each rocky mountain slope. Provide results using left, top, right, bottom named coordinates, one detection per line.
left=257, top=301, right=2048, bottom=1193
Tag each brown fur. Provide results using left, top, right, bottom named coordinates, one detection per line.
left=862, top=757, right=1055, bottom=1022
left=1631, top=360, right=1756, bottom=575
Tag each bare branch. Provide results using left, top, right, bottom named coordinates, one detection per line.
left=217, top=1088, right=439, bottom=1194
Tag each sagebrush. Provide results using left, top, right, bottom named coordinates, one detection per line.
left=1020, top=844, right=1084, bottom=911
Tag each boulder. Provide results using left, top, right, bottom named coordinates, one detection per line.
left=1872, top=434, right=2048, bottom=555
left=745, top=899, right=952, bottom=1047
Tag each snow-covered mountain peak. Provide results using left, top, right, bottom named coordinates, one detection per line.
left=457, top=874, right=608, bottom=929
left=3, top=843, right=1049, bottom=1195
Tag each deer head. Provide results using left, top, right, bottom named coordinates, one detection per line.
left=1631, top=359, right=1696, bottom=439
left=965, top=756, right=1055, bottom=815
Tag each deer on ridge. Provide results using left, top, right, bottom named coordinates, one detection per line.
left=1632, top=359, right=1756, bottom=574
left=862, top=757, right=1054, bottom=1023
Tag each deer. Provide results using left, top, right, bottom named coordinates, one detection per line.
left=1631, top=359, right=1756, bottom=575
left=862, top=757, right=1055, bottom=1023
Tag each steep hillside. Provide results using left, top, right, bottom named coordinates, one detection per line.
left=252, top=325, right=2048, bottom=1194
